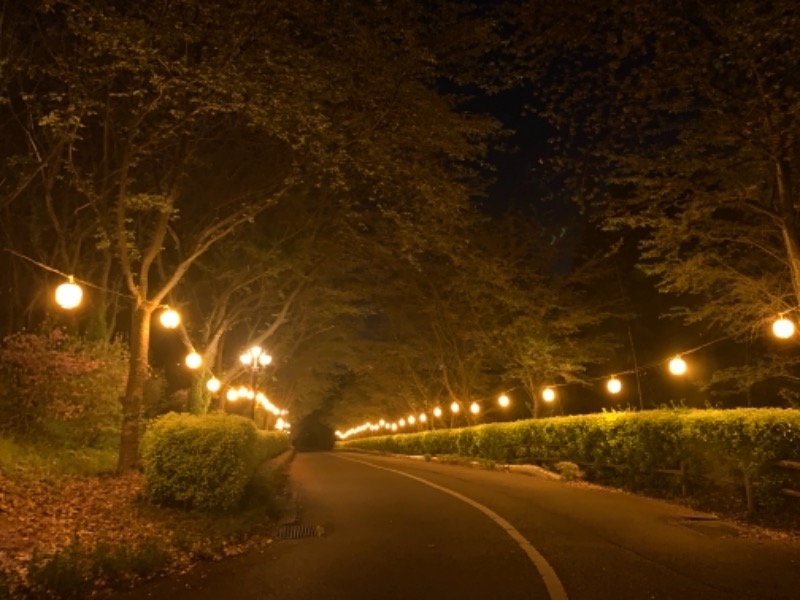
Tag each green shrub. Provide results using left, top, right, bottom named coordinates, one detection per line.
left=554, top=461, right=583, bottom=481
left=141, top=413, right=258, bottom=512
left=339, top=408, right=800, bottom=517
left=254, top=430, right=292, bottom=463
left=0, top=329, right=127, bottom=445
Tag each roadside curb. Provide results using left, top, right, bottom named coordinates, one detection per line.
left=334, top=448, right=563, bottom=481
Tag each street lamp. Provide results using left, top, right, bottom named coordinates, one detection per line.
left=239, top=345, right=273, bottom=422
left=240, top=345, right=272, bottom=367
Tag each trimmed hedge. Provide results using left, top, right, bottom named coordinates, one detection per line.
left=141, top=413, right=290, bottom=512
left=339, top=409, right=800, bottom=516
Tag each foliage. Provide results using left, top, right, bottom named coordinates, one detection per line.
left=493, top=0, right=800, bottom=394
left=553, top=461, right=583, bottom=481
left=0, top=329, right=127, bottom=445
left=0, top=436, right=117, bottom=479
left=24, top=537, right=168, bottom=600
left=340, top=408, right=800, bottom=515
left=253, top=431, right=292, bottom=464
left=141, top=413, right=259, bottom=512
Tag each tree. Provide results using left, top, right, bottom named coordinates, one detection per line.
left=1, top=0, right=501, bottom=469
left=495, top=0, right=800, bottom=398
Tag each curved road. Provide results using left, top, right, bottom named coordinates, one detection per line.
left=120, top=452, right=800, bottom=599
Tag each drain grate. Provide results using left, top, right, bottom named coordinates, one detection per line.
left=277, top=524, right=324, bottom=540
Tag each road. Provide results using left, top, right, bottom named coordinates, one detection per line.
left=119, top=451, right=800, bottom=600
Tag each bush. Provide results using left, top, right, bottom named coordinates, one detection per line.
left=338, top=408, right=800, bottom=517
left=0, top=329, right=127, bottom=445
left=141, top=413, right=258, bottom=512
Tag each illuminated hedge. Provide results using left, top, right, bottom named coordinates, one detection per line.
left=338, top=409, right=800, bottom=514
left=141, top=413, right=289, bottom=512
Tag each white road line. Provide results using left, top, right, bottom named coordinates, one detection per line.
left=334, top=454, right=568, bottom=600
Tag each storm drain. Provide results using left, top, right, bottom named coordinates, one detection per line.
left=277, top=524, right=324, bottom=540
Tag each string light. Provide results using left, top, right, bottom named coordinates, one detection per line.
left=55, top=276, right=83, bottom=310
left=185, top=352, right=202, bottom=369
left=206, top=378, right=221, bottom=392
left=498, top=394, right=510, bottom=408
left=14, top=250, right=800, bottom=439
left=160, top=307, right=181, bottom=329
left=606, top=377, right=622, bottom=395
left=469, top=401, right=480, bottom=415
left=668, top=356, right=687, bottom=376
left=450, top=401, right=460, bottom=414
left=772, top=317, right=795, bottom=339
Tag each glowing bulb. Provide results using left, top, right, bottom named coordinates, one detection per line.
left=55, top=277, right=83, bottom=310
left=160, top=308, right=180, bottom=329
left=542, top=387, right=556, bottom=402
left=258, top=353, right=272, bottom=366
left=419, top=413, right=427, bottom=423
left=498, top=394, right=510, bottom=408
left=240, top=353, right=252, bottom=366
left=185, top=352, right=202, bottom=369
left=470, top=402, right=480, bottom=415
left=668, top=356, right=687, bottom=376
left=408, top=415, right=416, bottom=425
left=606, top=377, right=622, bottom=394
left=772, top=317, right=795, bottom=339
left=433, top=407, right=442, bottom=418
left=226, top=388, right=239, bottom=401
left=450, top=401, right=460, bottom=414
left=206, top=378, right=221, bottom=392
left=399, top=419, right=406, bottom=427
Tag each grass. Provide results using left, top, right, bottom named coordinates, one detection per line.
left=0, top=435, right=293, bottom=598
left=0, top=436, right=118, bottom=480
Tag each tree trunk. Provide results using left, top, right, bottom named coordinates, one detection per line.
left=776, top=160, right=800, bottom=306
left=117, top=303, right=153, bottom=473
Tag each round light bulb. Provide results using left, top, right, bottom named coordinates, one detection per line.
left=470, top=402, right=480, bottom=415
left=419, top=413, right=427, bottom=423
left=433, top=407, right=442, bottom=418
left=606, top=377, right=622, bottom=394
left=160, top=308, right=180, bottom=329
left=226, top=388, right=239, bottom=401
left=498, top=394, right=510, bottom=408
left=55, top=278, right=83, bottom=310
left=185, top=352, right=202, bottom=369
left=772, top=317, right=795, bottom=339
left=206, top=378, right=221, bottom=392
left=542, top=387, right=556, bottom=402
left=668, top=356, right=687, bottom=376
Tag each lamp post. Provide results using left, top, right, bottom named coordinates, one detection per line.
left=240, top=345, right=272, bottom=422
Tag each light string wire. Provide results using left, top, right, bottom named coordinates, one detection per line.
left=5, top=248, right=782, bottom=435
left=4, top=248, right=290, bottom=422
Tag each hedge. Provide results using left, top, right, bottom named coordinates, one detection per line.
left=338, top=409, right=800, bottom=516
left=141, top=413, right=290, bottom=512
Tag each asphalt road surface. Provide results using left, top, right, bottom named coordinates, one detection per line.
left=119, top=451, right=800, bottom=600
